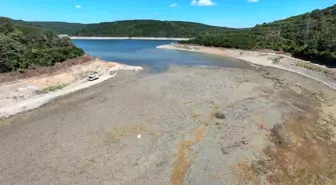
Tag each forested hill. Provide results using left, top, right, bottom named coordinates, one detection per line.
left=0, top=17, right=84, bottom=73
left=8, top=19, right=235, bottom=37
left=76, top=20, right=233, bottom=38
left=75, top=20, right=235, bottom=37
left=12, top=20, right=86, bottom=35
left=182, top=5, right=336, bottom=66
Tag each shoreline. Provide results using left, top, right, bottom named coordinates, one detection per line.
left=70, top=36, right=190, bottom=41
left=0, top=59, right=143, bottom=118
left=157, top=44, right=336, bottom=90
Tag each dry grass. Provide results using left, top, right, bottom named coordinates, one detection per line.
left=260, top=115, right=336, bottom=185
left=35, top=83, right=67, bottom=94
left=237, top=115, right=336, bottom=185
left=295, top=62, right=327, bottom=73
left=238, top=101, right=336, bottom=184
left=170, top=125, right=206, bottom=185
left=236, top=82, right=336, bottom=185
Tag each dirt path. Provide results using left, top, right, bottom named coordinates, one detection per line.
left=0, top=66, right=335, bottom=185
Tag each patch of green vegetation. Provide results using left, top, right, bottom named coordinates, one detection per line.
left=0, top=17, right=84, bottom=73
left=296, top=62, right=326, bottom=72
left=36, top=84, right=67, bottom=94
left=181, top=5, right=336, bottom=67
left=270, top=56, right=284, bottom=64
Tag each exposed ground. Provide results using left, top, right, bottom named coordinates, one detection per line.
left=0, top=66, right=335, bottom=185
left=0, top=55, right=94, bottom=83
left=158, top=44, right=336, bottom=90
left=0, top=58, right=142, bottom=118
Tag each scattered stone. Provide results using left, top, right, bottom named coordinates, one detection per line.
left=270, top=124, right=291, bottom=147
left=221, top=148, right=229, bottom=155
left=241, top=140, right=248, bottom=145
left=221, top=140, right=245, bottom=155
left=232, top=141, right=242, bottom=148
left=214, top=112, right=226, bottom=119
left=251, top=160, right=268, bottom=175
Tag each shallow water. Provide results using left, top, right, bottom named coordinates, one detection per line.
left=73, top=39, right=250, bottom=72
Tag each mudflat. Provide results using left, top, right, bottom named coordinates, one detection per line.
left=1, top=65, right=336, bottom=185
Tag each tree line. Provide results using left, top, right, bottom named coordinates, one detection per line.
left=75, top=20, right=235, bottom=38
left=1, top=4, right=334, bottom=72
left=181, top=5, right=336, bottom=66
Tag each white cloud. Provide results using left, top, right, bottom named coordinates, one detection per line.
left=170, top=3, right=178, bottom=7
left=248, top=0, right=259, bottom=3
left=75, top=5, right=81, bottom=8
left=191, top=0, right=216, bottom=6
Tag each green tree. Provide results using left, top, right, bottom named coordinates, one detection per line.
left=0, top=17, right=84, bottom=72
left=182, top=4, right=336, bottom=66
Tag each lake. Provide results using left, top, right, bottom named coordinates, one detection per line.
left=72, top=39, right=250, bottom=72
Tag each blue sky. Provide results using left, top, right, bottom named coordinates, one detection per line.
left=1, top=0, right=335, bottom=28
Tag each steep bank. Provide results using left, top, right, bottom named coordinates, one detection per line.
left=158, top=44, right=336, bottom=90
left=0, top=59, right=143, bottom=118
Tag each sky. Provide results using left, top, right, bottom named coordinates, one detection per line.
left=1, top=0, right=335, bottom=28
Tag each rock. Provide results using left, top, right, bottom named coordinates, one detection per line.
left=214, top=112, right=226, bottom=119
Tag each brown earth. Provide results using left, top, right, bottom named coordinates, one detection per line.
left=0, top=55, right=93, bottom=83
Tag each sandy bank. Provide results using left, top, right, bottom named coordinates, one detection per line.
left=70, top=36, right=190, bottom=41
left=157, top=44, right=336, bottom=90
left=0, top=59, right=143, bottom=118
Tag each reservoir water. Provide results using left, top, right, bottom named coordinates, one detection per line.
left=73, top=39, right=250, bottom=72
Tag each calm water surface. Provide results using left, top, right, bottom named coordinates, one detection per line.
left=73, top=39, right=250, bottom=72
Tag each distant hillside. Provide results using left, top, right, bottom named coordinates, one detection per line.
left=0, top=17, right=84, bottom=73
left=182, top=5, right=336, bottom=66
left=75, top=20, right=235, bottom=37
left=12, top=20, right=86, bottom=35
left=8, top=19, right=236, bottom=38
